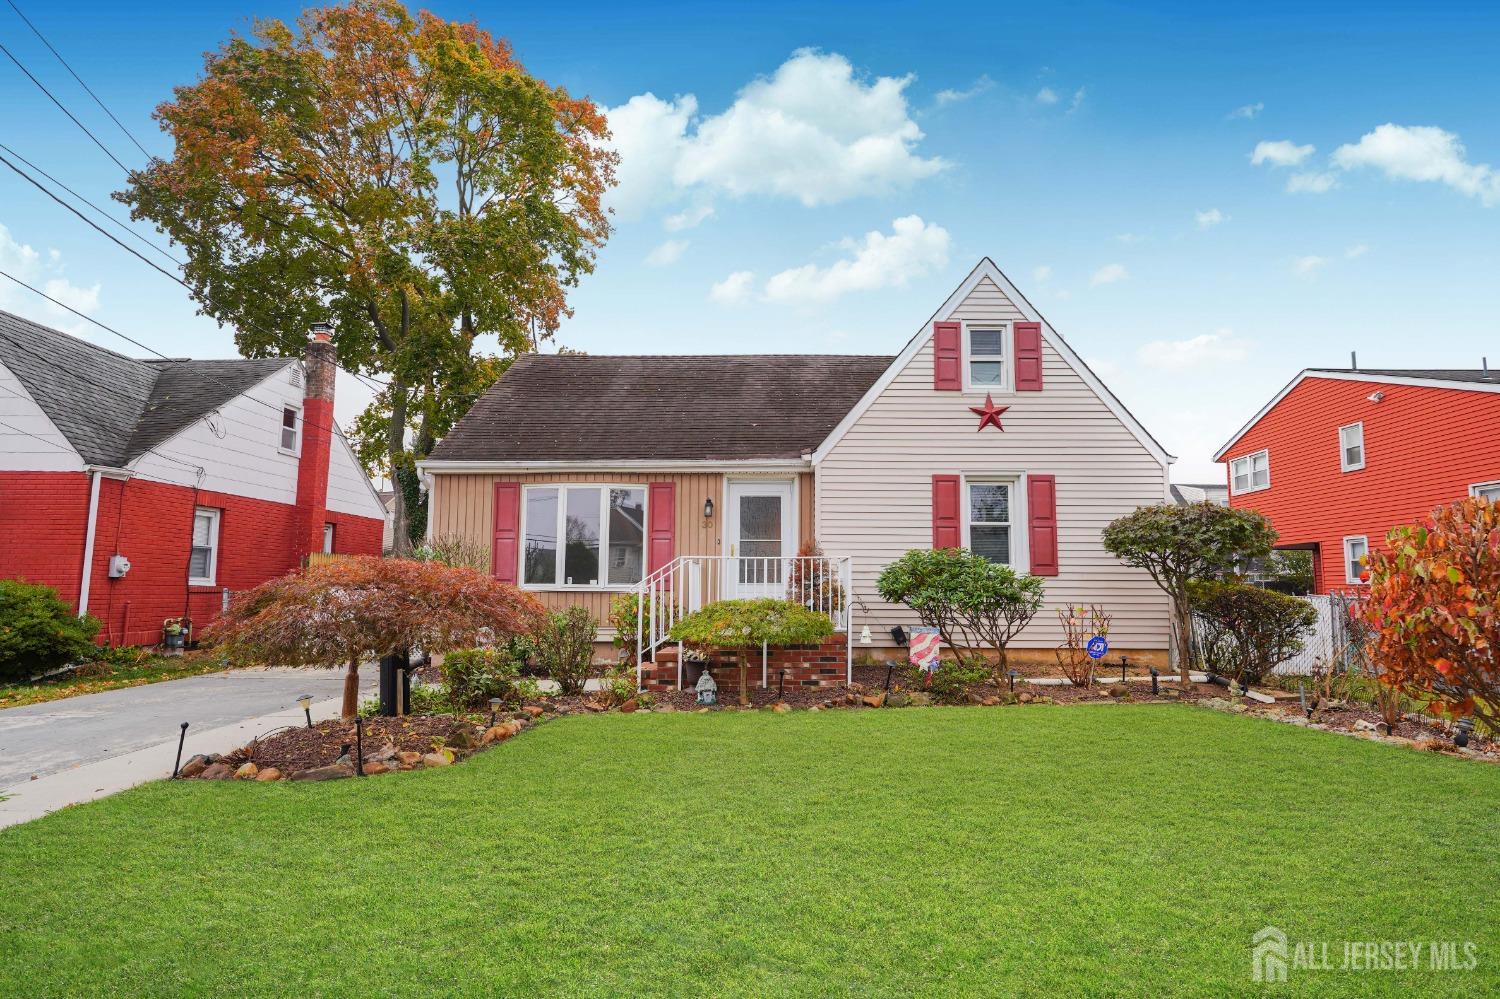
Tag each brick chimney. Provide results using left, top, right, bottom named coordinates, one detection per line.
left=294, top=322, right=336, bottom=561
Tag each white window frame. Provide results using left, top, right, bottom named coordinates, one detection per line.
left=1230, top=449, right=1271, bottom=495
left=520, top=483, right=648, bottom=591
left=1343, top=535, right=1369, bottom=585
left=188, top=507, right=221, bottom=587
left=960, top=473, right=1029, bottom=572
left=322, top=523, right=335, bottom=555
left=1470, top=480, right=1500, bottom=503
left=963, top=322, right=1012, bottom=393
left=279, top=405, right=300, bottom=455
left=1339, top=421, right=1365, bottom=472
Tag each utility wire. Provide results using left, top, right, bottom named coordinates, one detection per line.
left=0, top=39, right=130, bottom=173
left=0, top=380, right=205, bottom=476
left=2, top=0, right=154, bottom=159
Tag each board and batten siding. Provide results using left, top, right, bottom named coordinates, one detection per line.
left=816, top=275, right=1171, bottom=650
left=428, top=471, right=726, bottom=627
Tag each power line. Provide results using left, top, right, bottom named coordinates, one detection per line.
left=2, top=0, right=154, bottom=160
left=0, top=39, right=130, bottom=173
left=0, top=381, right=205, bottom=477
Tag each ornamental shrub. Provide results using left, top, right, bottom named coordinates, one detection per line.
left=439, top=646, right=525, bottom=711
left=875, top=548, right=1045, bottom=673
left=1190, top=581, right=1317, bottom=685
left=0, top=579, right=101, bottom=683
left=609, top=592, right=640, bottom=667
left=532, top=606, right=598, bottom=695
left=668, top=598, right=835, bottom=705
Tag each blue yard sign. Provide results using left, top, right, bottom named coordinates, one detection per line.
left=1086, top=636, right=1109, bottom=660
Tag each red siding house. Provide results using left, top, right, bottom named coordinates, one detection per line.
left=1214, top=367, right=1500, bottom=593
left=0, top=310, right=389, bottom=646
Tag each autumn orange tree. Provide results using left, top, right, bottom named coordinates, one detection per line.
left=1359, top=497, right=1500, bottom=730
left=119, top=0, right=616, bottom=550
left=208, top=556, right=546, bottom=717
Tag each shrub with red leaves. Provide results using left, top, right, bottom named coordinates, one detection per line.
left=208, top=556, right=546, bottom=717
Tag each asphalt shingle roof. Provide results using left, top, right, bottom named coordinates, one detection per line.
left=0, top=308, right=291, bottom=466
left=430, top=353, right=894, bottom=462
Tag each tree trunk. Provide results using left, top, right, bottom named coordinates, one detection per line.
left=387, top=379, right=410, bottom=554
left=1175, top=596, right=1194, bottom=685
left=342, top=655, right=360, bottom=719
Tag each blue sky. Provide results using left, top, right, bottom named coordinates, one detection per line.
left=3, top=1, right=1499, bottom=480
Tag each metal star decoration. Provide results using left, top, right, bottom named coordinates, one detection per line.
left=969, top=393, right=1009, bottom=432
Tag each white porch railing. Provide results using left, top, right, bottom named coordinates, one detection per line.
left=635, top=555, right=854, bottom=688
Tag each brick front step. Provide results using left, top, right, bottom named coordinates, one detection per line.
left=641, top=636, right=848, bottom=692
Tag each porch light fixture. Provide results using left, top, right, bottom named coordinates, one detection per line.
left=703, top=497, right=714, bottom=519
left=859, top=625, right=871, bottom=645
left=297, top=693, right=314, bottom=728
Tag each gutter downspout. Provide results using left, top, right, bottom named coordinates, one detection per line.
left=78, top=469, right=102, bottom=617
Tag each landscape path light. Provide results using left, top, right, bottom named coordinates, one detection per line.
left=297, top=694, right=314, bottom=728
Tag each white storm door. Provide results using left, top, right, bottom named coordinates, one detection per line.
left=725, top=481, right=794, bottom=599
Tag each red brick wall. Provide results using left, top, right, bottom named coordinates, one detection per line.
left=642, top=636, right=848, bottom=693
left=1, top=470, right=384, bottom=647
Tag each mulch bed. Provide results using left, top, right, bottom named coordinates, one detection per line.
left=218, top=714, right=497, bottom=775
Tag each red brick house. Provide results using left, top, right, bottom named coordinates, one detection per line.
left=1214, top=366, right=1500, bottom=593
left=0, top=310, right=388, bottom=646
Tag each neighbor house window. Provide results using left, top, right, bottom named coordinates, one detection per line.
left=522, top=485, right=646, bottom=588
left=322, top=523, right=334, bottom=555
left=966, top=325, right=1008, bottom=390
left=1230, top=449, right=1270, bottom=494
left=1343, top=535, right=1369, bottom=584
left=280, top=406, right=299, bottom=452
left=1471, top=481, right=1500, bottom=503
left=966, top=480, right=1014, bottom=567
left=1339, top=422, right=1365, bottom=472
left=189, top=507, right=221, bottom=586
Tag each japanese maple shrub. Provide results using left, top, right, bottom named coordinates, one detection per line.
left=876, top=548, right=1044, bottom=675
left=208, top=556, right=545, bottom=717
left=1359, top=497, right=1500, bottom=731
left=0, top=580, right=101, bottom=683
left=668, top=599, right=834, bottom=706
left=1189, top=582, right=1317, bottom=686
left=1102, top=502, right=1277, bottom=682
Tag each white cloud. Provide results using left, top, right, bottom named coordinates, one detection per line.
left=605, top=49, right=946, bottom=216
left=1345, top=243, right=1369, bottom=259
left=1332, top=123, right=1500, bottom=205
left=1195, top=208, right=1227, bottom=229
left=1032, top=265, right=1052, bottom=283
left=1228, top=102, right=1264, bottom=120
left=1286, top=171, right=1338, bottom=194
left=1293, top=255, right=1327, bottom=278
left=1251, top=140, right=1315, bottom=167
left=644, top=239, right=688, bottom=267
left=663, top=204, right=715, bottom=231
left=1138, top=329, right=1249, bottom=370
left=709, top=271, right=756, bottom=306
left=1089, top=263, right=1128, bottom=287
left=934, top=75, right=993, bottom=107
left=0, top=223, right=101, bottom=333
left=1036, top=87, right=1060, bottom=106
left=1114, top=232, right=1145, bottom=244
left=1069, top=87, right=1087, bottom=113
left=762, top=215, right=950, bottom=306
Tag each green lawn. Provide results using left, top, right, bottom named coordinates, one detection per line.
left=2, top=706, right=1496, bottom=997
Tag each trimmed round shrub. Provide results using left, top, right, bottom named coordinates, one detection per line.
left=1190, top=581, right=1317, bottom=684
left=0, top=579, right=101, bottom=682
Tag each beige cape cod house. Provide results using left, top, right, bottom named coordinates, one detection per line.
left=418, top=259, right=1173, bottom=689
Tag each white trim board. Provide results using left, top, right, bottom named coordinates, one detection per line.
left=1214, top=369, right=1500, bottom=462
left=417, top=458, right=810, bottom=474
left=809, top=258, right=1175, bottom=469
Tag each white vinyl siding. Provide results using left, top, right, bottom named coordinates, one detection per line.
left=1339, top=422, right=1365, bottom=472
left=1343, top=535, right=1369, bottom=585
left=522, top=484, right=646, bottom=589
left=817, top=274, right=1170, bottom=651
left=1230, top=449, right=1270, bottom=494
left=0, top=359, right=84, bottom=471
left=189, top=507, right=220, bottom=586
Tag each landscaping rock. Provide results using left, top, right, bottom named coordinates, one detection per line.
left=521, top=705, right=545, bottom=718
left=981, top=696, right=1001, bottom=707
left=421, top=751, right=452, bottom=768
left=772, top=702, right=791, bottom=713
left=199, top=762, right=235, bottom=780
left=1203, top=698, right=1231, bottom=712
left=255, top=767, right=282, bottom=782
left=446, top=725, right=478, bottom=750
left=290, top=763, right=354, bottom=782
left=362, top=761, right=389, bottom=776
left=654, top=704, right=676, bottom=712
left=862, top=692, right=887, bottom=709
left=584, top=701, right=606, bottom=713
left=887, top=691, right=912, bottom=708
left=370, top=742, right=399, bottom=763
left=1017, top=692, right=1035, bottom=704
left=178, top=755, right=209, bottom=779
left=205, top=753, right=222, bottom=764
left=396, top=750, right=423, bottom=766
left=1107, top=684, right=1129, bottom=698
left=908, top=692, right=932, bottom=707
left=696, top=707, right=711, bottom=714
left=234, top=762, right=259, bottom=780
left=619, top=698, right=638, bottom=713
left=1353, top=719, right=1379, bottom=732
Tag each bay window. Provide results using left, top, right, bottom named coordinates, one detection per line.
left=523, top=485, right=645, bottom=588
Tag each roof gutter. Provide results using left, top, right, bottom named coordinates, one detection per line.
left=415, top=458, right=812, bottom=475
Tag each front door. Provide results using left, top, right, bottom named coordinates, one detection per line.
left=726, top=480, right=794, bottom=599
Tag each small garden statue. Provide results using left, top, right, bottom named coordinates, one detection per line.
left=695, top=667, right=718, bottom=706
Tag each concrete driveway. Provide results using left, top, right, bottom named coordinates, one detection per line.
left=0, top=668, right=372, bottom=786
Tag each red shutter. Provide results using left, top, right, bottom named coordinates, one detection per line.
left=647, top=481, right=676, bottom=575
left=1027, top=474, right=1059, bottom=576
left=932, top=321, right=962, bottom=391
left=491, top=482, right=520, bottom=583
left=1015, top=321, right=1043, bottom=391
left=932, top=474, right=961, bottom=549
